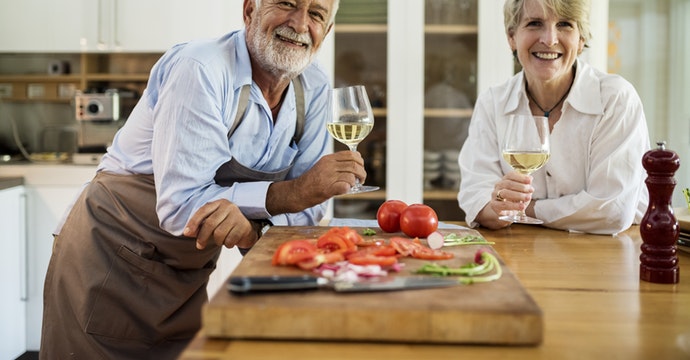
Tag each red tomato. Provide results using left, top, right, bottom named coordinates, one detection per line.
left=376, top=200, right=408, bottom=233
left=271, top=240, right=318, bottom=266
left=347, top=254, right=398, bottom=266
left=399, top=204, right=438, bottom=238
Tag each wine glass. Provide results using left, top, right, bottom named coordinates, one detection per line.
left=328, top=85, right=379, bottom=194
left=499, top=114, right=550, bottom=224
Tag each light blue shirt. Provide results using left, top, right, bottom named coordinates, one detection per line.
left=98, top=30, right=331, bottom=235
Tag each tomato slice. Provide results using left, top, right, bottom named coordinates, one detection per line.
left=330, top=226, right=364, bottom=246
left=389, top=237, right=421, bottom=257
left=410, top=247, right=454, bottom=260
left=347, top=254, right=398, bottom=266
left=316, top=234, right=352, bottom=253
left=389, top=236, right=453, bottom=260
left=271, top=239, right=318, bottom=266
left=297, top=251, right=345, bottom=270
left=348, top=245, right=397, bottom=258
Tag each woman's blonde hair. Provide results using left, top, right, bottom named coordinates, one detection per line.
left=503, top=0, right=592, bottom=46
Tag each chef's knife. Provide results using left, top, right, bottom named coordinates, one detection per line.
left=227, top=275, right=460, bottom=294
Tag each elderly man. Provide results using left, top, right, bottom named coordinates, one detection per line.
left=40, top=0, right=353, bottom=358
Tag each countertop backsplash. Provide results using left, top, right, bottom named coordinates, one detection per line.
left=0, top=101, right=77, bottom=156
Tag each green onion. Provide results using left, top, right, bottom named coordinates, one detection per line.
left=443, top=233, right=495, bottom=246
left=415, top=249, right=502, bottom=284
left=362, top=228, right=377, bottom=236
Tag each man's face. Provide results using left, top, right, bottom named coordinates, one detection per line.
left=245, top=0, right=335, bottom=78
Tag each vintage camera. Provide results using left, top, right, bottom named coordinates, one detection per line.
left=74, top=89, right=120, bottom=121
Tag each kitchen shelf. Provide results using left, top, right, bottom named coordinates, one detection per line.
left=0, top=52, right=162, bottom=101
left=335, top=24, right=388, bottom=33
left=84, top=74, right=150, bottom=82
left=425, top=108, right=473, bottom=118
left=425, top=24, right=478, bottom=34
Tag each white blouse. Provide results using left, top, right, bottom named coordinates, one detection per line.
left=458, top=59, right=650, bottom=235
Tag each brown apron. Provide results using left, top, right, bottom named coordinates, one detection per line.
left=40, top=79, right=305, bottom=359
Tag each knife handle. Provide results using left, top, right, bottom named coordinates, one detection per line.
left=227, top=275, right=322, bottom=293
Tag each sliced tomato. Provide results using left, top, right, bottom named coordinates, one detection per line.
left=389, top=237, right=421, bottom=257
left=271, top=239, right=318, bottom=266
left=389, top=236, right=453, bottom=260
left=410, top=247, right=454, bottom=260
left=348, top=245, right=397, bottom=257
left=297, top=251, right=345, bottom=270
left=347, top=254, right=398, bottom=266
left=316, top=234, right=353, bottom=253
left=330, top=226, right=365, bottom=246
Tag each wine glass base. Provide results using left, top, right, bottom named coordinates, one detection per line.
left=346, top=185, right=380, bottom=194
left=499, top=215, right=544, bottom=225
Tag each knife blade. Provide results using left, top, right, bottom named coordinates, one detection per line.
left=227, top=275, right=460, bottom=294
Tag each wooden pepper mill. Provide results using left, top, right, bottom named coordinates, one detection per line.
left=640, top=141, right=680, bottom=283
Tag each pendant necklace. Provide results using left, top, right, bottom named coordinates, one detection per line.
left=526, top=79, right=574, bottom=118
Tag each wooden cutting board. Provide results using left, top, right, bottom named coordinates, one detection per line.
left=203, top=226, right=543, bottom=345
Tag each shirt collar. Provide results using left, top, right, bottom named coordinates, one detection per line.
left=502, top=58, right=604, bottom=117
left=233, top=29, right=254, bottom=92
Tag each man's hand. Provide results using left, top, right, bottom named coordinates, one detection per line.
left=183, top=199, right=258, bottom=250
left=265, top=150, right=367, bottom=214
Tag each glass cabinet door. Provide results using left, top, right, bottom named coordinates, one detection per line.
left=330, top=0, right=482, bottom=221
left=332, top=0, right=388, bottom=219
left=423, top=0, right=478, bottom=220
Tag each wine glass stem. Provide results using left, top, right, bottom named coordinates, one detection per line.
left=348, top=144, right=361, bottom=190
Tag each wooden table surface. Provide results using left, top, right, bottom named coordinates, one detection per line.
left=179, top=224, right=690, bottom=360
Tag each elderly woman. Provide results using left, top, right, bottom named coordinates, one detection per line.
left=458, top=0, right=650, bottom=235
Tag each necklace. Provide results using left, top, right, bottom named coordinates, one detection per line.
left=526, top=79, right=574, bottom=117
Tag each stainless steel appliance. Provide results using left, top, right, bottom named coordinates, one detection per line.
left=74, top=90, right=122, bottom=161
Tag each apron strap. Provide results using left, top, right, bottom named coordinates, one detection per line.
left=228, top=84, right=252, bottom=140
left=292, top=75, right=305, bottom=145
left=227, top=76, right=306, bottom=145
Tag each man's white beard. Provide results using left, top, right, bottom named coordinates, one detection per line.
left=248, top=24, right=315, bottom=79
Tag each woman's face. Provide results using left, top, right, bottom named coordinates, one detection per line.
left=508, top=0, right=584, bottom=86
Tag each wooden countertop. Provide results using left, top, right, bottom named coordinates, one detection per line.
left=180, top=224, right=690, bottom=360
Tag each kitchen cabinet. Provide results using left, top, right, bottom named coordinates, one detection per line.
left=0, top=185, right=27, bottom=359
left=332, top=0, right=513, bottom=220
left=0, top=0, right=243, bottom=53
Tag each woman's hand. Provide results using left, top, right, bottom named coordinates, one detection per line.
left=183, top=199, right=258, bottom=250
left=476, top=171, right=535, bottom=229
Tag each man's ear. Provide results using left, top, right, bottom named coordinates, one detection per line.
left=243, top=0, right=255, bottom=27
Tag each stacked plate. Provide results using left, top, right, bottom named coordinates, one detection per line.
left=442, top=150, right=461, bottom=189
left=423, top=151, right=442, bottom=189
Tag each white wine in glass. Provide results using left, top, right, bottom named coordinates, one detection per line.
left=328, top=85, right=379, bottom=194
left=499, top=114, right=550, bottom=224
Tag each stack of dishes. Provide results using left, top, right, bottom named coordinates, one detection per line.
left=442, top=149, right=461, bottom=189
left=423, top=151, right=442, bottom=189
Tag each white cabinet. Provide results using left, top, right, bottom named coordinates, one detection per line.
left=0, top=0, right=244, bottom=52
left=77, top=0, right=245, bottom=52
left=24, top=185, right=84, bottom=350
left=0, top=186, right=27, bottom=359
